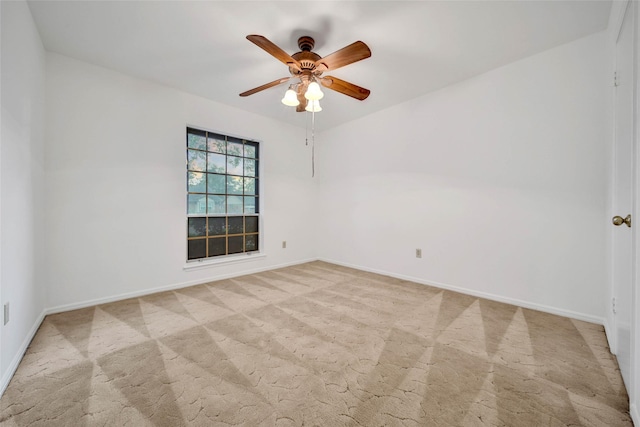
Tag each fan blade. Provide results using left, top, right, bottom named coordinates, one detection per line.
left=246, top=35, right=301, bottom=71
left=320, top=76, right=370, bottom=100
left=315, top=41, right=371, bottom=72
left=239, top=77, right=290, bottom=97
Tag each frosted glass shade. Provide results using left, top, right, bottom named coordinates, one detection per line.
left=281, top=89, right=299, bottom=106
left=305, top=100, right=322, bottom=112
left=304, top=82, right=324, bottom=100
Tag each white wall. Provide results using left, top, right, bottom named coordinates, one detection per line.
left=45, top=53, right=316, bottom=310
left=0, top=0, right=47, bottom=389
left=317, top=32, right=608, bottom=322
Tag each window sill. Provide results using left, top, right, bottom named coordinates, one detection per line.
left=183, top=252, right=266, bottom=271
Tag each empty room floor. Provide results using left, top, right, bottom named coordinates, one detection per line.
left=0, top=261, right=632, bottom=426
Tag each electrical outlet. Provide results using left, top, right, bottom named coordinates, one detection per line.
left=4, top=303, right=9, bottom=325
left=416, top=248, right=422, bottom=258
left=282, top=241, right=287, bottom=249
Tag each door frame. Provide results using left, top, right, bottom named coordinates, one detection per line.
left=632, top=0, right=640, bottom=420
left=608, top=0, right=639, bottom=423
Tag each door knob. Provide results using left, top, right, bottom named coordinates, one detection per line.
left=613, top=214, right=632, bottom=227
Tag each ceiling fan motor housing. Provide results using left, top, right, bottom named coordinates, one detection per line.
left=290, top=37, right=322, bottom=74
left=291, top=51, right=322, bottom=74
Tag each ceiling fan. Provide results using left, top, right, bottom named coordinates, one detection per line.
left=239, top=35, right=371, bottom=112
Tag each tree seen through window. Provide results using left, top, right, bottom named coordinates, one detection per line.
left=186, top=128, right=259, bottom=260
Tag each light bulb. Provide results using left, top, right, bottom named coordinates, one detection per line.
left=304, top=81, right=324, bottom=100
left=305, top=100, right=322, bottom=112
left=281, top=89, right=299, bottom=107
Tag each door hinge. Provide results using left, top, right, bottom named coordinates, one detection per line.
left=612, top=297, right=617, bottom=314
left=614, top=71, right=619, bottom=87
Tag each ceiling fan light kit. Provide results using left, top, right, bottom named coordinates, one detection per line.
left=240, top=34, right=371, bottom=176
left=281, top=86, right=300, bottom=107
left=304, top=81, right=324, bottom=101
left=305, top=100, right=322, bottom=113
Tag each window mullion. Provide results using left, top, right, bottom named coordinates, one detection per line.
left=186, top=127, right=260, bottom=261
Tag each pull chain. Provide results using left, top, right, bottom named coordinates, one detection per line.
left=304, top=108, right=316, bottom=177
left=305, top=108, right=309, bottom=146
left=311, top=110, right=315, bottom=177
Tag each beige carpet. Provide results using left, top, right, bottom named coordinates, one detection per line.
left=0, top=261, right=632, bottom=426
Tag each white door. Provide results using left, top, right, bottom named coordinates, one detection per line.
left=612, top=1, right=634, bottom=389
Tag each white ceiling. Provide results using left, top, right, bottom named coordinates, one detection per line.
left=27, top=1, right=612, bottom=131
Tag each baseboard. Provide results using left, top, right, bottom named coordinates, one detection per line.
left=603, top=318, right=616, bottom=354
left=319, top=258, right=605, bottom=326
left=0, top=309, right=46, bottom=397
left=46, top=257, right=319, bottom=315
left=631, top=403, right=639, bottom=426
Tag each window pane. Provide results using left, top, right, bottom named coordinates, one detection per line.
left=228, top=236, right=243, bottom=254
left=245, top=216, right=258, bottom=233
left=244, top=159, right=256, bottom=177
left=207, top=133, right=226, bottom=153
left=188, top=217, right=206, bottom=237
left=227, top=140, right=243, bottom=157
left=227, top=196, right=243, bottom=214
left=188, top=194, right=208, bottom=215
left=207, top=174, right=225, bottom=194
left=227, top=176, right=243, bottom=195
left=188, top=149, right=206, bottom=171
left=245, top=234, right=258, bottom=252
left=244, top=196, right=256, bottom=214
left=187, top=128, right=260, bottom=261
left=208, top=153, right=226, bottom=173
left=243, top=177, right=256, bottom=195
left=208, top=195, right=225, bottom=214
left=188, top=172, right=206, bottom=193
left=187, top=131, right=206, bottom=150
left=208, top=237, right=226, bottom=256
left=208, top=217, right=226, bottom=236
left=244, top=142, right=257, bottom=159
left=188, top=239, right=206, bottom=260
left=227, top=156, right=243, bottom=176
left=228, top=216, right=243, bottom=234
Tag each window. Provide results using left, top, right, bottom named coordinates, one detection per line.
left=186, top=127, right=259, bottom=261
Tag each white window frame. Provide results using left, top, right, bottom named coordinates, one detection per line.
left=184, top=126, right=264, bottom=269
